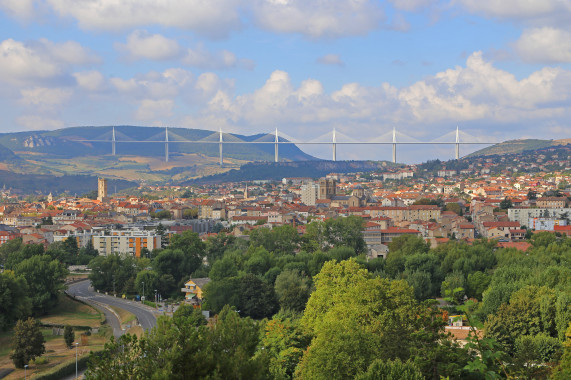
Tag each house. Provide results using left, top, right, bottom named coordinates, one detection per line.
left=536, top=196, right=568, bottom=208
left=181, top=277, right=211, bottom=307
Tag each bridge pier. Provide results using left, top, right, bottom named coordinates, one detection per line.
left=332, top=129, right=337, bottom=161
left=275, top=129, right=279, bottom=163
left=219, top=129, right=223, bottom=167
left=165, top=127, right=169, bottom=162
left=455, top=126, right=460, bottom=160
left=392, top=128, right=397, bottom=163
left=112, top=127, right=116, bottom=156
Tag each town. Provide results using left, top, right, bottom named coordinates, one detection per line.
left=1, top=147, right=570, bottom=257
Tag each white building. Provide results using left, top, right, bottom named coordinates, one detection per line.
left=301, top=182, right=320, bottom=206
left=92, top=228, right=161, bottom=257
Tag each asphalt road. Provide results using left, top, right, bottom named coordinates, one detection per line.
left=67, top=280, right=158, bottom=333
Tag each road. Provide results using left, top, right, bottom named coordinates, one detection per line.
left=67, top=280, right=158, bottom=333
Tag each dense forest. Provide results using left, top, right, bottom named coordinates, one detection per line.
left=82, top=218, right=571, bottom=379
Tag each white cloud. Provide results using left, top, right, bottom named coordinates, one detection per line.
left=40, top=39, right=101, bottom=65
left=20, top=87, right=73, bottom=108
left=316, top=54, right=344, bottom=66
left=116, top=30, right=182, bottom=61
left=389, top=0, right=436, bottom=12
left=16, top=115, right=64, bottom=130
left=73, top=70, right=106, bottom=91
left=0, top=38, right=99, bottom=85
left=135, top=99, right=174, bottom=121
left=200, top=52, right=571, bottom=141
left=251, top=0, right=384, bottom=38
left=183, top=45, right=252, bottom=70
left=514, top=27, right=571, bottom=63
left=115, top=32, right=253, bottom=69
left=457, top=0, right=571, bottom=28
left=0, top=39, right=63, bottom=85
left=0, top=0, right=36, bottom=19
left=45, top=0, right=242, bottom=39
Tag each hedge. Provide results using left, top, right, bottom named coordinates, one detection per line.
left=32, top=351, right=102, bottom=380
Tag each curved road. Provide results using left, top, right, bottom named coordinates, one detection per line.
left=67, top=280, right=158, bottom=333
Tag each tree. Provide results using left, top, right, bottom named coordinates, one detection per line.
left=10, top=318, right=45, bottom=368
left=298, top=259, right=420, bottom=379
left=64, top=325, right=75, bottom=348
left=15, top=255, right=68, bottom=315
left=551, top=323, right=571, bottom=380
left=444, top=203, right=462, bottom=215
left=62, top=236, right=79, bottom=257
left=356, top=358, right=423, bottom=380
left=485, top=285, right=561, bottom=354
left=209, top=256, right=238, bottom=280
left=441, top=271, right=466, bottom=304
left=238, top=274, right=279, bottom=319
left=0, top=270, right=31, bottom=331
left=173, top=305, right=207, bottom=327
left=499, top=197, right=513, bottom=210
left=274, top=269, right=311, bottom=313
left=156, top=223, right=167, bottom=248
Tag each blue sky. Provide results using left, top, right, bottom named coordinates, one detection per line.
left=1, top=1, right=571, bottom=162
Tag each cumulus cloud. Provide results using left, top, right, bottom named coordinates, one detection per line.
left=73, top=70, right=107, bottom=92
left=183, top=44, right=255, bottom=70
left=457, top=0, right=571, bottom=28
left=115, top=32, right=253, bottom=69
left=250, top=0, right=385, bottom=38
left=44, top=0, right=242, bottom=39
left=0, top=38, right=99, bottom=85
left=199, top=52, right=571, bottom=141
left=135, top=99, right=174, bottom=121
left=316, top=54, right=345, bottom=67
left=16, top=115, right=65, bottom=130
left=0, top=0, right=37, bottom=19
left=116, top=30, right=182, bottom=60
left=514, top=27, right=571, bottom=63
left=20, top=87, right=73, bottom=108
left=389, top=0, right=436, bottom=12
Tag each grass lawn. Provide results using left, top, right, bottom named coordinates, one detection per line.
left=0, top=327, right=107, bottom=379
left=40, top=295, right=103, bottom=329
left=0, top=296, right=109, bottom=379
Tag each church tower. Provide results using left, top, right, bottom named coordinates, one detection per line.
left=97, top=178, right=108, bottom=202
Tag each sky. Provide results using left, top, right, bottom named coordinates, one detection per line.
left=1, top=0, right=571, bottom=163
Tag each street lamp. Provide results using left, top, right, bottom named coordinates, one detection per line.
left=24, top=364, right=28, bottom=380
left=141, top=281, right=145, bottom=302
left=75, top=342, right=79, bottom=379
left=154, top=289, right=157, bottom=309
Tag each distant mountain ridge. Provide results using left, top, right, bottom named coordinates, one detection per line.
left=467, top=139, right=570, bottom=158
left=0, top=126, right=315, bottom=161
left=0, top=126, right=317, bottom=189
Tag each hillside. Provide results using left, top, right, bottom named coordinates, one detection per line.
left=186, top=160, right=400, bottom=184
left=466, top=139, right=567, bottom=157
left=0, top=171, right=136, bottom=195
left=0, top=126, right=316, bottom=185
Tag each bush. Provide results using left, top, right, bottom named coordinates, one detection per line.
left=33, top=352, right=99, bottom=380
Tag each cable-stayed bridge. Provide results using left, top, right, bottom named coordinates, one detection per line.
left=72, top=127, right=499, bottom=166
